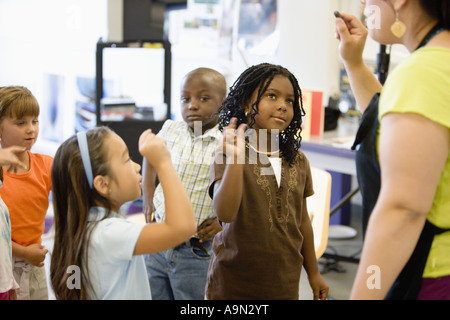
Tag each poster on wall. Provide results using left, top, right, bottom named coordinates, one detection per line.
left=40, top=74, right=66, bottom=143
left=75, top=76, right=98, bottom=132
left=237, top=0, right=278, bottom=56
left=170, top=0, right=222, bottom=48
left=218, top=0, right=279, bottom=68
left=169, top=0, right=279, bottom=67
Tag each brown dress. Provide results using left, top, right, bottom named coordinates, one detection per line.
left=206, top=148, right=314, bottom=299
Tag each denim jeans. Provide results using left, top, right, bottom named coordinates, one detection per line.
left=145, top=239, right=212, bottom=300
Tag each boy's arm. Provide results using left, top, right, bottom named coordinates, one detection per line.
left=134, top=160, right=196, bottom=254
left=300, top=198, right=329, bottom=300
left=134, top=129, right=196, bottom=255
left=141, top=158, right=157, bottom=223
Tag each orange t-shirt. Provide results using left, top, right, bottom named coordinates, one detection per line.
left=0, top=151, right=53, bottom=246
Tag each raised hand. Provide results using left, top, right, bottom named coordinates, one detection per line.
left=335, top=12, right=368, bottom=67
left=138, top=129, right=171, bottom=170
left=222, top=117, right=247, bottom=164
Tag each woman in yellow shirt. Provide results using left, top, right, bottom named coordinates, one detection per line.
left=337, top=0, right=450, bottom=299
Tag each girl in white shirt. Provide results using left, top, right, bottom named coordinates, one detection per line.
left=50, top=126, right=195, bottom=299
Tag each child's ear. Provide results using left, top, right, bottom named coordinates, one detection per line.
left=93, top=175, right=111, bottom=197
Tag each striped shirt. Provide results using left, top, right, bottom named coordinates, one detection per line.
left=153, top=120, right=222, bottom=226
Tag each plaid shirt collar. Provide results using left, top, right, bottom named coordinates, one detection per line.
left=174, top=121, right=222, bottom=142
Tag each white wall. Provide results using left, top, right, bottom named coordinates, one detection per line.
left=0, top=0, right=107, bottom=85
left=0, top=0, right=410, bottom=148
left=277, top=0, right=410, bottom=103
left=277, top=0, right=339, bottom=103
left=0, top=0, right=108, bottom=155
left=167, top=0, right=351, bottom=119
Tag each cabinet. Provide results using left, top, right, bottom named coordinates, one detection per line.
left=95, top=39, right=171, bottom=165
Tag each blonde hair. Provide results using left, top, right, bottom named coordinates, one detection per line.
left=0, top=86, right=40, bottom=120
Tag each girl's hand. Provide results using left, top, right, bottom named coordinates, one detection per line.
left=308, top=273, right=329, bottom=300
left=223, top=118, right=247, bottom=164
left=139, top=129, right=171, bottom=170
left=335, top=12, right=368, bottom=67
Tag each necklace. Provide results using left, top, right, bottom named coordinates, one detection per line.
left=246, top=142, right=280, bottom=156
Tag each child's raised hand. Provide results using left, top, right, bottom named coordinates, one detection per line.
left=138, top=129, right=171, bottom=170
left=223, top=118, right=247, bottom=163
left=0, top=146, right=27, bottom=173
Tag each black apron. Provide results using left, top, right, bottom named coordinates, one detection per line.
left=351, top=93, right=381, bottom=239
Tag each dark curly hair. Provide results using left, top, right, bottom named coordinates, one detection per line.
left=218, top=63, right=305, bottom=165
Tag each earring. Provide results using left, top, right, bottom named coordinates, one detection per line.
left=391, top=11, right=406, bottom=38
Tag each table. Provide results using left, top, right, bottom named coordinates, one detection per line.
left=301, top=117, right=358, bottom=176
left=301, top=117, right=360, bottom=225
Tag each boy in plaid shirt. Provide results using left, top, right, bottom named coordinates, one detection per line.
left=142, top=68, right=227, bottom=300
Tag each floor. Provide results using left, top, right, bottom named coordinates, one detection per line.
left=299, top=204, right=363, bottom=300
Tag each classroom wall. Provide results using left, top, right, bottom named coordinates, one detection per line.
left=0, top=0, right=108, bottom=154
left=0, top=0, right=409, bottom=155
left=277, top=0, right=339, bottom=104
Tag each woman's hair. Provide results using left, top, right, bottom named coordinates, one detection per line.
left=419, top=0, right=450, bottom=29
left=0, top=86, right=40, bottom=121
left=50, top=126, right=114, bottom=300
left=218, top=63, right=305, bottom=165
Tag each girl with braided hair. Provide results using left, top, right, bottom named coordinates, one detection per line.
left=217, top=63, right=304, bottom=166
left=206, top=63, right=328, bottom=300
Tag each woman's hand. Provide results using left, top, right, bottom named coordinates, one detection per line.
left=335, top=12, right=368, bottom=67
